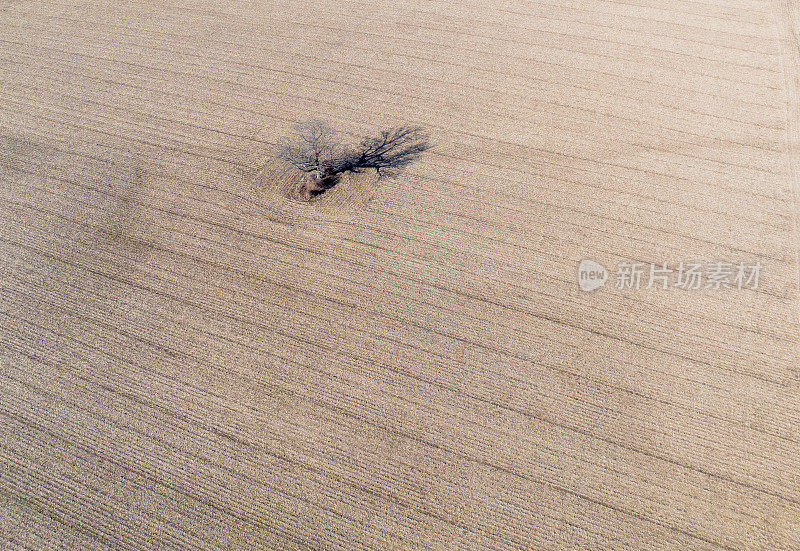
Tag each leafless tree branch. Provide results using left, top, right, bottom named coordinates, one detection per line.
left=276, top=120, right=348, bottom=177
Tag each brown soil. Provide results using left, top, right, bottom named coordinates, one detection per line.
left=297, top=170, right=340, bottom=201
left=1, top=1, right=799, bottom=550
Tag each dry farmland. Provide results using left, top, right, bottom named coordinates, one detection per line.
left=1, top=0, right=800, bottom=549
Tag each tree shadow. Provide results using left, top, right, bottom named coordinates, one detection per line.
left=277, top=121, right=430, bottom=201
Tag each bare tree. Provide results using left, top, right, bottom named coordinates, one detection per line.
left=276, top=120, right=347, bottom=179
left=276, top=120, right=430, bottom=200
